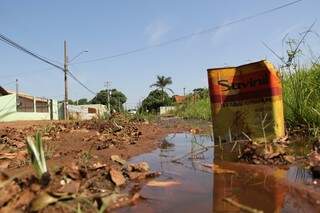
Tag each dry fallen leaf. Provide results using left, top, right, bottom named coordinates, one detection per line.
left=146, top=180, right=180, bottom=187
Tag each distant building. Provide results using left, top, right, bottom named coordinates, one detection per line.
left=68, top=104, right=108, bottom=120
left=0, top=86, right=58, bottom=122
left=172, top=95, right=186, bottom=104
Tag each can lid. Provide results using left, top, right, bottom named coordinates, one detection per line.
left=207, top=60, right=267, bottom=72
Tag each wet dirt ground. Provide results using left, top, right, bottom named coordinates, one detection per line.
left=116, top=133, right=320, bottom=213
left=2, top=116, right=320, bottom=212
left=0, top=115, right=201, bottom=212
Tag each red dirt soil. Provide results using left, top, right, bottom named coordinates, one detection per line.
left=0, top=115, right=199, bottom=212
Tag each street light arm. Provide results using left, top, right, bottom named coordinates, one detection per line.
left=69, top=50, right=88, bottom=63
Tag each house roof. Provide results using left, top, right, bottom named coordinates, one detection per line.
left=173, top=95, right=186, bottom=103
left=0, top=86, right=48, bottom=102
left=0, top=86, right=9, bottom=96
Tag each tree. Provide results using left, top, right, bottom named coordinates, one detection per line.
left=67, top=99, right=75, bottom=105
left=140, top=89, right=172, bottom=112
left=150, top=75, right=174, bottom=100
left=193, top=88, right=209, bottom=99
left=77, top=98, right=89, bottom=105
left=91, top=89, right=127, bottom=112
left=109, top=89, right=127, bottom=112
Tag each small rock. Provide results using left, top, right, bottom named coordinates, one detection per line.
left=134, top=162, right=150, bottom=172
left=60, top=178, right=71, bottom=186
left=127, top=172, right=142, bottom=180
left=92, top=162, right=107, bottom=169
left=111, top=155, right=127, bottom=165
left=110, top=169, right=126, bottom=186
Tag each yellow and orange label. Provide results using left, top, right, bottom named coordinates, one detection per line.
left=207, top=60, right=285, bottom=142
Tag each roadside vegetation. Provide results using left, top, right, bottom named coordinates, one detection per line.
left=282, top=64, right=320, bottom=136
left=174, top=88, right=211, bottom=121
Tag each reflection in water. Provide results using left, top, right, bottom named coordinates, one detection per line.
left=287, top=166, right=313, bottom=183
left=118, top=133, right=214, bottom=213
left=117, top=133, right=320, bottom=213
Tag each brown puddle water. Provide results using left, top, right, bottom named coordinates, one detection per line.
left=116, top=133, right=320, bottom=213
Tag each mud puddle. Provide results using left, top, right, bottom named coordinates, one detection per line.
left=118, top=133, right=214, bottom=213
left=116, top=133, right=320, bottom=213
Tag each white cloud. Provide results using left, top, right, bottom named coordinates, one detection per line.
left=145, top=19, right=171, bottom=45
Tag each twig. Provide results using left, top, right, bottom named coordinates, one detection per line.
left=231, top=140, right=238, bottom=153
left=223, top=197, right=264, bottom=213
left=171, top=145, right=214, bottom=163
left=241, top=131, right=252, bottom=141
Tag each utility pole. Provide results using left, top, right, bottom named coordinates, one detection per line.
left=183, top=87, right=186, bottom=96
left=15, top=79, right=19, bottom=107
left=64, top=40, right=69, bottom=120
left=104, top=81, right=111, bottom=113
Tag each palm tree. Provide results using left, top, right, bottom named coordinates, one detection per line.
left=150, top=75, right=174, bottom=93
left=150, top=75, right=174, bottom=101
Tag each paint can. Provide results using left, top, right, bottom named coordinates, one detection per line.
left=207, top=60, right=285, bottom=142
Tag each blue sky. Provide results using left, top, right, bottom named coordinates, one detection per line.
left=0, top=0, right=319, bottom=108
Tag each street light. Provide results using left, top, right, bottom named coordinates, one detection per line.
left=69, top=50, right=89, bottom=63
left=63, top=46, right=88, bottom=120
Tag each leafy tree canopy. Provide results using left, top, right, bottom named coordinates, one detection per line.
left=91, top=89, right=127, bottom=111
left=192, top=88, right=209, bottom=99
left=140, top=89, right=172, bottom=112
left=77, top=98, right=89, bottom=105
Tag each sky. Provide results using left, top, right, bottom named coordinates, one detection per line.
left=0, top=0, right=319, bottom=108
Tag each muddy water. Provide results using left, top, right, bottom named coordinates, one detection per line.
left=118, top=133, right=320, bottom=213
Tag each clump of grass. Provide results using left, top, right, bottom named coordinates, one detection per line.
left=26, top=132, right=50, bottom=185
left=282, top=64, right=320, bottom=136
left=78, top=151, right=92, bottom=169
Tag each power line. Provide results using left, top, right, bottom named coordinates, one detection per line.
left=0, top=34, right=64, bottom=70
left=67, top=71, right=96, bottom=95
left=0, top=33, right=96, bottom=95
left=72, top=0, right=303, bottom=65
left=0, top=80, right=16, bottom=86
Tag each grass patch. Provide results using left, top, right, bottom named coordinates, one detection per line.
left=282, top=64, right=320, bottom=136
left=174, top=96, right=211, bottom=121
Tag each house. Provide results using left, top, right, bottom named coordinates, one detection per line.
left=0, top=86, right=59, bottom=122
left=172, top=95, right=186, bottom=104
